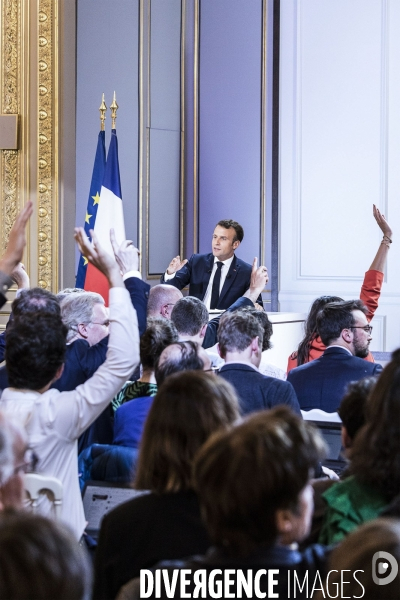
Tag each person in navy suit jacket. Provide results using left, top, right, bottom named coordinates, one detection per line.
left=161, top=219, right=264, bottom=309
left=217, top=310, right=301, bottom=416
left=287, top=299, right=382, bottom=413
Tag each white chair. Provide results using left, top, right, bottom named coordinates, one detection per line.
left=24, top=474, right=63, bottom=519
left=301, top=408, right=341, bottom=423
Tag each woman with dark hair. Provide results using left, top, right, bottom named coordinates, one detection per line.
left=287, top=205, right=392, bottom=371
left=319, top=349, right=400, bottom=544
left=93, top=371, right=240, bottom=600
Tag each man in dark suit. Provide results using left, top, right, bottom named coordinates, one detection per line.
left=161, top=219, right=264, bottom=309
left=217, top=310, right=301, bottom=416
left=287, top=299, right=382, bottom=413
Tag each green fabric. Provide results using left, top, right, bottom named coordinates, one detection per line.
left=318, top=475, right=387, bottom=545
left=112, top=380, right=158, bottom=412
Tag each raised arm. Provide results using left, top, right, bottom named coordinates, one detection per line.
left=369, top=204, right=393, bottom=272
left=361, top=205, right=393, bottom=321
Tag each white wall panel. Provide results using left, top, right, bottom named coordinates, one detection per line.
left=279, top=0, right=399, bottom=351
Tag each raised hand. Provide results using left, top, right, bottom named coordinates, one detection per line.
left=10, top=263, right=30, bottom=289
left=244, top=257, right=268, bottom=303
left=110, top=228, right=140, bottom=275
left=74, top=228, right=122, bottom=288
left=373, top=204, right=392, bottom=239
left=166, top=255, right=188, bottom=275
left=0, top=201, right=33, bottom=276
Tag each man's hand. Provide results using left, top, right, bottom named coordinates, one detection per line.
left=11, top=263, right=30, bottom=289
left=243, top=257, right=268, bottom=304
left=110, top=228, right=140, bottom=276
left=0, top=201, right=33, bottom=276
left=373, top=204, right=392, bottom=239
left=166, top=255, right=188, bottom=275
left=74, top=228, right=123, bottom=288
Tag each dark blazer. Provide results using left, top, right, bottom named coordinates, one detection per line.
left=0, top=276, right=150, bottom=453
left=93, top=490, right=210, bottom=600
left=161, top=253, right=262, bottom=309
left=202, top=296, right=254, bottom=349
left=287, top=346, right=383, bottom=413
left=218, top=363, right=301, bottom=416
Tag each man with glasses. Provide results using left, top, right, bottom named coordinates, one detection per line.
left=287, top=299, right=382, bottom=412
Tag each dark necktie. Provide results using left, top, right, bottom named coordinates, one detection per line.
left=210, top=262, right=224, bottom=309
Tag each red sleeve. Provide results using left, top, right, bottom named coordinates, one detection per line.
left=287, top=352, right=298, bottom=374
left=360, top=269, right=384, bottom=322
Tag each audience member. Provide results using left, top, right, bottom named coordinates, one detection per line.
left=319, top=518, right=400, bottom=600
left=138, top=407, right=327, bottom=599
left=0, top=229, right=140, bottom=539
left=287, top=300, right=382, bottom=412
left=217, top=310, right=300, bottom=415
left=112, top=318, right=178, bottom=448
left=147, top=284, right=183, bottom=318
left=319, top=349, right=400, bottom=544
left=0, top=512, right=92, bottom=600
left=154, top=340, right=210, bottom=386
left=288, top=204, right=392, bottom=371
left=242, top=306, right=286, bottom=379
left=93, top=371, right=240, bottom=600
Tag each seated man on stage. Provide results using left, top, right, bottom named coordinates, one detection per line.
left=161, top=219, right=264, bottom=309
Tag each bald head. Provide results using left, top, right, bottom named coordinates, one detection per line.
left=147, top=285, right=183, bottom=319
left=155, top=340, right=209, bottom=386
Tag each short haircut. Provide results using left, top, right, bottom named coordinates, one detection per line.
left=59, top=292, right=104, bottom=342
left=12, top=288, right=60, bottom=318
left=140, top=317, right=178, bottom=370
left=155, top=341, right=204, bottom=386
left=240, top=306, right=273, bottom=351
left=338, top=376, right=377, bottom=440
left=135, top=371, right=240, bottom=493
left=193, top=407, right=326, bottom=556
left=6, top=313, right=67, bottom=391
left=56, top=287, right=85, bottom=303
left=171, top=296, right=209, bottom=336
left=0, top=512, right=92, bottom=600
left=216, top=220, right=244, bottom=243
left=147, top=284, right=182, bottom=317
left=316, top=299, right=367, bottom=346
left=218, top=310, right=264, bottom=355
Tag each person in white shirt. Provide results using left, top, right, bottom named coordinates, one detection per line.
left=0, top=228, right=140, bottom=539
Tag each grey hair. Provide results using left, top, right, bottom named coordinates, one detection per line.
left=60, top=292, right=104, bottom=342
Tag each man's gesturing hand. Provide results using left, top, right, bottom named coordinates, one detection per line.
left=166, top=256, right=188, bottom=275
left=110, top=228, right=140, bottom=275
left=0, top=201, right=33, bottom=276
left=243, top=257, right=268, bottom=304
left=74, top=228, right=123, bottom=288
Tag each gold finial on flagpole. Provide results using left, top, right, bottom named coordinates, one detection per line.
left=99, top=93, right=107, bottom=131
left=110, top=91, right=118, bottom=129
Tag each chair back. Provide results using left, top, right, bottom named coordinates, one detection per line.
left=301, top=408, right=341, bottom=423
left=24, top=473, right=63, bottom=519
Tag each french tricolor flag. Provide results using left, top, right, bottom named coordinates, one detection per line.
left=76, top=129, right=126, bottom=304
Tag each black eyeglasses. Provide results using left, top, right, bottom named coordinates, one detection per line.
left=351, top=325, right=373, bottom=334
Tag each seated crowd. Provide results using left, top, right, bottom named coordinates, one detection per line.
left=0, top=203, right=398, bottom=599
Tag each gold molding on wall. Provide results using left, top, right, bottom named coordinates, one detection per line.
left=37, top=0, right=58, bottom=291
left=1, top=0, right=20, bottom=254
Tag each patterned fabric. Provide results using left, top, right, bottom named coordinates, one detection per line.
left=112, top=380, right=157, bottom=412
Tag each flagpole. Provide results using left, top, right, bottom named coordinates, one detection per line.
left=110, top=91, right=118, bottom=129
left=99, top=93, right=107, bottom=131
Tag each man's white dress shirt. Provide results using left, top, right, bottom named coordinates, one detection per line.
left=0, top=287, right=139, bottom=540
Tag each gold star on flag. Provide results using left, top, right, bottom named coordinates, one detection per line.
left=85, top=212, right=92, bottom=224
left=83, top=256, right=88, bottom=266
left=92, top=191, right=100, bottom=206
